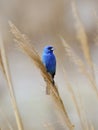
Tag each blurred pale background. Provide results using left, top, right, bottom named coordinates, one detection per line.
left=0, top=0, right=98, bottom=130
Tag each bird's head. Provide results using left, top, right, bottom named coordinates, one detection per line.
left=43, top=45, right=54, bottom=54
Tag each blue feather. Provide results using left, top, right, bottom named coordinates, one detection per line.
left=42, top=45, right=56, bottom=79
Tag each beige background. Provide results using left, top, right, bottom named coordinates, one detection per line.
left=0, top=0, right=98, bottom=130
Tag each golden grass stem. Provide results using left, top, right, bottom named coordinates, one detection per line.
left=0, top=33, right=24, bottom=130
left=77, top=89, right=89, bottom=130
left=0, top=53, right=5, bottom=74
left=72, top=1, right=95, bottom=80
left=93, top=10, right=98, bottom=46
left=9, top=21, right=74, bottom=130
left=63, top=68, right=86, bottom=130
left=60, top=36, right=98, bottom=99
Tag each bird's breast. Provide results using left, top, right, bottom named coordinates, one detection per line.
left=42, top=53, right=56, bottom=74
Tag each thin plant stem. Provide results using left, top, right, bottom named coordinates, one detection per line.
left=72, top=1, right=95, bottom=80
left=60, top=36, right=98, bottom=99
left=0, top=32, right=24, bottom=130
left=63, top=68, right=86, bottom=130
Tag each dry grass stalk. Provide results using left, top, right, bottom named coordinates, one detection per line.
left=0, top=54, right=13, bottom=130
left=77, top=89, right=89, bottom=130
left=63, top=68, right=86, bottom=130
left=93, top=10, right=98, bottom=46
left=0, top=53, right=5, bottom=73
left=0, top=33, right=24, bottom=130
left=72, top=1, right=95, bottom=80
left=9, top=21, right=74, bottom=130
left=60, top=36, right=98, bottom=99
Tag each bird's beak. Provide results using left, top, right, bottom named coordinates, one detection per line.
left=51, top=47, right=54, bottom=51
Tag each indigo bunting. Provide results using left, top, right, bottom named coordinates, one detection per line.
left=42, top=45, right=56, bottom=94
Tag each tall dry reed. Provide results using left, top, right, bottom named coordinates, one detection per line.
left=77, top=89, right=89, bottom=130
left=9, top=21, right=74, bottom=130
left=93, top=10, right=98, bottom=47
left=0, top=53, right=5, bottom=74
left=60, top=36, right=98, bottom=99
left=0, top=33, right=24, bottom=130
left=63, top=68, right=86, bottom=130
left=72, top=1, right=95, bottom=80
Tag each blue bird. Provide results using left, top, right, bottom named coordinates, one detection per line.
left=42, top=45, right=56, bottom=94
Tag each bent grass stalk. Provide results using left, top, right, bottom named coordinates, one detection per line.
left=9, top=21, right=74, bottom=130
left=0, top=33, right=24, bottom=130
left=60, top=36, right=98, bottom=99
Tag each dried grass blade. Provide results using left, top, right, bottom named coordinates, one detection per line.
left=9, top=21, right=74, bottom=130
left=0, top=33, right=24, bottom=130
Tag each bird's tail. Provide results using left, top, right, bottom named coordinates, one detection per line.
left=52, top=79, right=55, bottom=85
